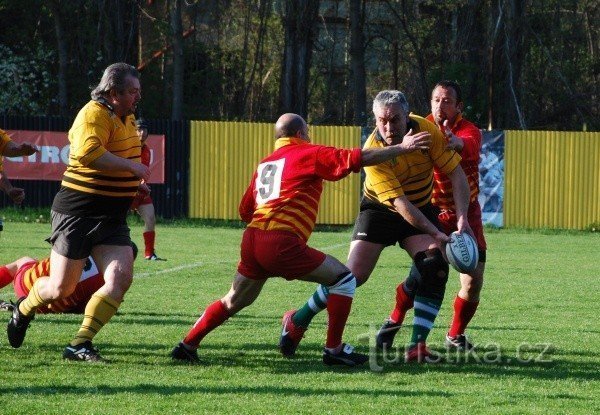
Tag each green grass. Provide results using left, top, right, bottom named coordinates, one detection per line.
left=0, top=222, right=599, bottom=414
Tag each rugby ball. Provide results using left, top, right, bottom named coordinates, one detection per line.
left=445, top=231, right=479, bottom=273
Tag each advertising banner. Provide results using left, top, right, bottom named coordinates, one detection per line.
left=479, top=130, right=504, bottom=227
left=2, top=130, right=165, bottom=183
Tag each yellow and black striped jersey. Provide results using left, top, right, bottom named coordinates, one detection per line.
left=363, top=113, right=461, bottom=210
left=52, top=100, right=141, bottom=218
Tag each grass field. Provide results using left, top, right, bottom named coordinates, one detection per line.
left=0, top=221, right=598, bottom=414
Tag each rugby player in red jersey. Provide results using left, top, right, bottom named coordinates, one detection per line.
left=130, top=118, right=163, bottom=261
left=171, top=113, right=431, bottom=366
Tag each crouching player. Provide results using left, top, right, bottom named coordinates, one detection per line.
left=170, top=113, right=423, bottom=367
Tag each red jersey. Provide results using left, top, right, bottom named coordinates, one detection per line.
left=427, top=114, right=481, bottom=212
left=239, top=137, right=362, bottom=241
left=15, top=257, right=104, bottom=314
left=141, top=144, right=151, bottom=167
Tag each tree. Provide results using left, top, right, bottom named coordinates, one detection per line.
left=170, top=0, right=185, bottom=120
left=278, top=0, right=320, bottom=118
left=349, top=0, right=367, bottom=126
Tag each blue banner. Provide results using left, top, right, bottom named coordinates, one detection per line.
left=478, top=130, right=504, bottom=227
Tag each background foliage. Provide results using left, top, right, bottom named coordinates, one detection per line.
left=0, top=0, right=597, bottom=130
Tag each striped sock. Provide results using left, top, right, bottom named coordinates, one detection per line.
left=70, top=293, right=121, bottom=347
left=19, top=278, right=50, bottom=317
left=292, top=285, right=329, bottom=328
left=410, top=296, right=442, bottom=346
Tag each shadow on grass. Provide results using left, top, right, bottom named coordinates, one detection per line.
left=0, top=383, right=451, bottom=398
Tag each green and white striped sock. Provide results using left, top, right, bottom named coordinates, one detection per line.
left=410, top=295, right=442, bottom=346
left=292, top=285, right=329, bottom=328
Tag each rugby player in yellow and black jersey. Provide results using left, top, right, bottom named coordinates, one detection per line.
left=6, top=63, right=150, bottom=362
left=285, top=90, right=474, bottom=363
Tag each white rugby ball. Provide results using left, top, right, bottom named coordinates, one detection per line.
left=445, top=231, right=479, bottom=273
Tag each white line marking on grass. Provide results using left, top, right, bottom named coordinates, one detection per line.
left=135, top=261, right=206, bottom=278
left=134, top=242, right=348, bottom=278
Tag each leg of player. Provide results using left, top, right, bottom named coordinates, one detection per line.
left=375, top=262, right=419, bottom=350
left=279, top=240, right=384, bottom=357
left=0, top=257, right=38, bottom=312
left=400, top=235, right=449, bottom=363
left=446, top=261, right=485, bottom=351
left=0, top=261, right=18, bottom=289
left=171, top=273, right=266, bottom=364
left=294, top=255, right=368, bottom=367
left=62, top=244, right=134, bottom=362
left=137, top=203, right=160, bottom=260
left=7, top=251, right=84, bottom=349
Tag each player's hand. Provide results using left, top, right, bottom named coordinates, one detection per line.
left=400, top=129, right=431, bottom=152
left=138, top=182, right=151, bottom=196
left=433, top=230, right=451, bottom=249
left=130, top=162, right=150, bottom=182
left=8, top=187, right=25, bottom=204
left=443, top=120, right=464, bottom=151
left=456, top=216, right=475, bottom=239
left=15, top=142, right=39, bottom=156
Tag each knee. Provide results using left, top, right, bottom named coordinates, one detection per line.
left=45, top=280, right=76, bottom=300
left=145, top=216, right=156, bottom=229
left=347, top=266, right=370, bottom=286
left=414, top=248, right=449, bottom=299
left=327, top=272, right=356, bottom=298
left=222, top=293, right=252, bottom=314
left=104, top=268, right=134, bottom=296
left=462, top=273, right=483, bottom=295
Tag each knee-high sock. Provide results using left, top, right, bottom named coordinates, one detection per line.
left=326, top=294, right=353, bottom=349
left=389, top=282, right=414, bottom=324
left=292, top=285, right=329, bottom=328
left=19, top=278, right=51, bottom=317
left=71, top=293, right=121, bottom=346
left=143, top=231, right=156, bottom=257
left=410, top=296, right=442, bottom=346
left=448, top=296, right=479, bottom=337
left=183, top=300, right=230, bottom=348
left=324, top=273, right=356, bottom=349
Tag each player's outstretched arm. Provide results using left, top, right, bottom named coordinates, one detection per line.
left=2, top=141, right=38, bottom=157
left=361, top=130, right=431, bottom=167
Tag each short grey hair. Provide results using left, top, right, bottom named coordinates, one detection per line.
left=372, top=90, right=409, bottom=114
left=91, top=62, right=139, bottom=100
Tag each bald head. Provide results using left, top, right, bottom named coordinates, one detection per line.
left=275, top=113, right=308, bottom=140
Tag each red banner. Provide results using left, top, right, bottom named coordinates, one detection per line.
left=2, top=130, right=165, bottom=183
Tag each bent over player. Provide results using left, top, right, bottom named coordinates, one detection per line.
left=171, top=112, right=423, bottom=367
left=377, top=81, right=486, bottom=351
left=281, top=91, right=473, bottom=362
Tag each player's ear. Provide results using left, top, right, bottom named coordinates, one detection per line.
left=457, top=101, right=464, bottom=113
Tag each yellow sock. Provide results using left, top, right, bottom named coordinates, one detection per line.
left=19, top=278, right=50, bottom=317
left=70, top=293, right=121, bottom=347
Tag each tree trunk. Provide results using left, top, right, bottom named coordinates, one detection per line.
left=170, top=0, right=184, bottom=120
left=278, top=0, right=320, bottom=118
left=49, top=0, right=68, bottom=117
left=349, top=0, right=367, bottom=126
